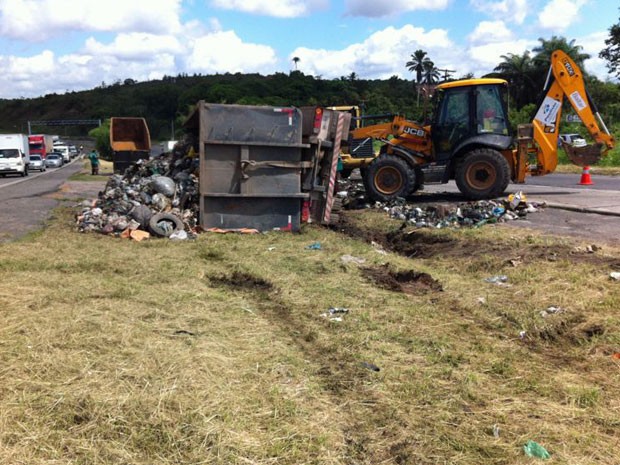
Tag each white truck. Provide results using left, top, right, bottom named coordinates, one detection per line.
left=0, top=134, right=30, bottom=177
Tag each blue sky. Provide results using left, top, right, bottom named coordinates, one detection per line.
left=0, top=0, right=617, bottom=99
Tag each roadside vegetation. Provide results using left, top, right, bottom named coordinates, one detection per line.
left=1, top=200, right=619, bottom=464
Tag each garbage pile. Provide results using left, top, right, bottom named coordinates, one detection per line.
left=383, top=195, right=543, bottom=229
left=336, top=178, right=543, bottom=229
left=76, top=141, right=200, bottom=239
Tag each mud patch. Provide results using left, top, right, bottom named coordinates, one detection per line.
left=362, top=264, right=442, bottom=295
left=337, top=212, right=620, bottom=268
left=208, top=271, right=274, bottom=292
left=386, top=229, right=457, bottom=259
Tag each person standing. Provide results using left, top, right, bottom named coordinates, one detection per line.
left=88, top=149, right=99, bottom=175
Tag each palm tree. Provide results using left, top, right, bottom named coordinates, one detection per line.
left=494, top=51, right=537, bottom=109
left=292, top=56, right=300, bottom=70
left=406, top=49, right=433, bottom=106
left=406, top=49, right=432, bottom=85
left=532, top=36, right=590, bottom=70
left=422, top=61, right=440, bottom=84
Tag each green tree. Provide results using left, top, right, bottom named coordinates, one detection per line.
left=599, top=10, right=620, bottom=78
left=88, top=120, right=111, bottom=159
left=406, top=49, right=432, bottom=84
left=494, top=52, right=536, bottom=109
left=292, top=56, right=300, bottom=70
left=532, top=36, right=590, bottom=71
left=422, top=61, right=440, bottom=84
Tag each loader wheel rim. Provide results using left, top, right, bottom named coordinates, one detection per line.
left=465, top=161, right=496, bottom=190
left=374, top=166, right=404, bottom=195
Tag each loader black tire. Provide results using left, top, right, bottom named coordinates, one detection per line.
left=455, top=148, right=510, bottom=200
left=364, top=154, right=416, bottom=202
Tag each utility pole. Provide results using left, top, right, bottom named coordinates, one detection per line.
left=437, top=68, right=456, bottom=81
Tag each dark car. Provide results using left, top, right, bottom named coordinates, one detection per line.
left=45, top=153, right=63, bottom=168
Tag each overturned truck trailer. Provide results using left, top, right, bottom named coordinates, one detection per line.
left=184, top=102, right=350, bottom=231
left=110, top=117, right=151, bottom=173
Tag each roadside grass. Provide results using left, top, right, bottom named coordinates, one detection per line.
left=1, top=206, right=619, bottom=464
left=68, top=159, right=114, bottom=182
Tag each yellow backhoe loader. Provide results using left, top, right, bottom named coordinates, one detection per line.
left=341, top=50, right=615, bottom=201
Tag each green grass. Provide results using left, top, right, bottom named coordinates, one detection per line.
left=68, top=159, right=114, bottom=181
left=0, top=206, right=619, bottom=464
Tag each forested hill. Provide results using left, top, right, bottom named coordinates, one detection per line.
left=0, top=72, right=420, bottom=141
left=0, top=67, right=618, bottom=142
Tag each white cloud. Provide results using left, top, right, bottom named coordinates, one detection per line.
left=290, top=24, right=453, bottom=78
left=84, top=33, right=183, bottom=61
left=538, top=0, right=588, bottom=30
left=577, top=30, right=616, bottom=80
left=209, top=0, right=328, bottom=17
left=470, top=0, right=528, bottom=24
left=186, top=30, right=277, bottom=74
left=468, top=20, right=513, bottom=44
left=345, top=0, right=449, bottom=17
left=468, top=40, right=532, bottom=68
left=0, top=0, right=183, bottom=41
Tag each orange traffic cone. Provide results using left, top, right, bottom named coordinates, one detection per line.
left=579, top=165, right=593, bottom=185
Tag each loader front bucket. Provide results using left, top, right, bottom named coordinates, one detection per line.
left=562, top=142, right=603, bottom=167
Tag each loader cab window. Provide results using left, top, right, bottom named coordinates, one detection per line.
left=476, top=85, right=509, bottom=135
left=432, top=87, right=472, bottom=161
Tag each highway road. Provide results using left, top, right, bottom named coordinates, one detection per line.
left=0, top=158, right=84, bottom=242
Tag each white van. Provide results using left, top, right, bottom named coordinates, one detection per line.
left=0, top=134, right=30, bottom=177
left=54, top=145, right=71, bottom=163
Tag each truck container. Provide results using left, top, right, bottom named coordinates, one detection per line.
left=184, top=103, right=350, bottom=231
left=28, top=134, right=54, bottom=159
left=110, top=117, right=151, bottom=173
left=0, top=134, right=30, bottom=177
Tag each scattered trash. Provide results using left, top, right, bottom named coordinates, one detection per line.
left=76, top=139, right=200, bottom=238
left=508, top=191, right=526, bottom=210
left=484, top=275, right=508, bottom=284
left=371, top=241, right=388, bottom=255
left=612, top=353, right=620, bottom=360
left=268, top=247, right=276, bottom=251
left=169, top=229, right=189, bottom=241
left=337, top=177, right=543, bottom=229
left=328, top=307, right=349, bottom=315
left=477, top=297, right=487, bottom=305
left=540, top=306, right=565, bottom=318
left=492, top=424, right=500, bottom=438
left=341, top=254, right=366, bottom=265
left=173, top=329, right=195, bottom=336
left=574, top=244, right=600, bottom=254
left=519, top=330, right=527, bottom=339
left=306, top=242, right=322, bottom=250
left=523, top=440, right=551, bottom=459
left=360, top=362, right=380, bottom=372
left=610, top=272, right=620, bottom=281
left=320, top=307, right=349, bottom=322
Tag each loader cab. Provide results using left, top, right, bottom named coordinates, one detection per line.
left=431, top=79, right=511, bottom=162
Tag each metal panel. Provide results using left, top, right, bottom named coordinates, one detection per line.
left=201, top=197, right=301, bottom=232
left=197, top=102, right=307, bottom=231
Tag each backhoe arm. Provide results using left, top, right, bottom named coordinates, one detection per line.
left=530, top=50, right=615, bottom=175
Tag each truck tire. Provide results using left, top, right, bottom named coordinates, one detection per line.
left=455, top=148, right=510, bottom=200
left=364, top=154, right=416, bottom=202
left=148, top=213, right=184, bottom=237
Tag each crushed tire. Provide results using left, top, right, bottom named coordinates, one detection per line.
left=148, top=212, right=184, bottom=237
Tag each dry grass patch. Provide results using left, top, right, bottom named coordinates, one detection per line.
left=0, top=207, right=619, bottom=464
